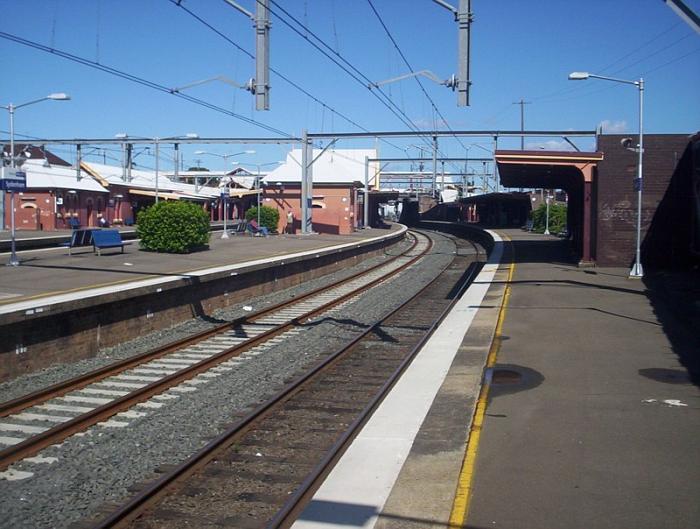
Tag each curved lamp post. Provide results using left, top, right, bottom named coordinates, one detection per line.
left=569, top=71, right=644, bottom=278
left=2, top=93, right=71, bottom=266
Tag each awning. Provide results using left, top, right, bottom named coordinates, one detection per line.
left=129, top=189, right=181, bottom=200
left=228, top=189, right=259, bottom=198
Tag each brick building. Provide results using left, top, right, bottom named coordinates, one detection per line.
left=495, top=133, right=699, bottom=269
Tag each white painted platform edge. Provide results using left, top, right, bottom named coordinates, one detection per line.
left=292, top=230, right=503, bottom=529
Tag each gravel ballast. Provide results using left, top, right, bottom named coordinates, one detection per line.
left=0, top=230, right=460, bottom=529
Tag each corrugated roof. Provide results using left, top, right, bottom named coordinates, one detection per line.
left=263, top=149, right=377, bottom=185
left=20, top=159, right=109, bottom=193
left=83, top=162, right=220, bottom=198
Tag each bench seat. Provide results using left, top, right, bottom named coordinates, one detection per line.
left=92, top=229, right=130, bottom=256
left=60, top=229, right=96, bottom=255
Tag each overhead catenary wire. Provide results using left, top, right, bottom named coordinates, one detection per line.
left=260, top=0, right=439, bottom=150
left=365, top=0, right=468, bottom=172
left=0, top=31, right=296, bottom=139
left=169, top=0, right=406, bottom=154
left=532, top=21, right=691, bottom=103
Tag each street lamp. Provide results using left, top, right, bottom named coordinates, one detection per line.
left=2, top=93, right=71, bottom=266
left=194, top=150, right=256, bottom=239
left=569, top=71, right=644, bottom=277
left=544, top=191, right=551, bottom=235
left=155, top=133, right=199, bottom=203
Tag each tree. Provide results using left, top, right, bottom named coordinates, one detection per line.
left=531, top=202, right=567, bottom=234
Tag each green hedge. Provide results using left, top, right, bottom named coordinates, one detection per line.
left=531, top=203, right=567, bottom=234
left=136, top=201, right=210, bottom=253
left=245, top=205, right=279, bottom=232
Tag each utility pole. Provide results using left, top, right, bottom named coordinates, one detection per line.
left=513, top=98, right=531, bottom=150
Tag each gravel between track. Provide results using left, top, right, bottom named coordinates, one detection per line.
left=0, top=230, right=457, bottom=529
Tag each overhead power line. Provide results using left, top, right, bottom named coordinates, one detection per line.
left=169, top=0, right=405, bottom=152
left=260, top=0, right=436, bottom=147
left=365, top=0, right=468, bottom=168
left=0, top=31, right=295, bottom=138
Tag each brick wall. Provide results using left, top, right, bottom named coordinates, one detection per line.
left=596, top=134, right=692, bottom=266
left=0, top=234, right=404, bottom=382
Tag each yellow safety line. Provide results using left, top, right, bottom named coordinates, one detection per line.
left=449, top=239, right=515, bottom=527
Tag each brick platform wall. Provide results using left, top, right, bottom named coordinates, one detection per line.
left=0, top=235, right=403, bottom=382
left=596, top=134, right=691, bottom=266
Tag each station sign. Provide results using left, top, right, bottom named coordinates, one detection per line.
left=0, top=168, right=27, bottom=192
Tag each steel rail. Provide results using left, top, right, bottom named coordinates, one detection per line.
left=269, top=250, right=486, bottom=528
left=0, top=234, right=418, bottom=419
left=90, top=234, right=481, bottom=529
left=0, top=233, right=430, bottom=470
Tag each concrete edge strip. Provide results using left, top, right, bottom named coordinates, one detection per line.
left=291, top=230, right=504, bottom=529
left=0, top=226, right=408, bottom=317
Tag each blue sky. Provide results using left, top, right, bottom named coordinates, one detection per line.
left=1, top=0, right=698, bottom=173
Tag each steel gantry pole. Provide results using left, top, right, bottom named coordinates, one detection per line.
left=154, top=138, right=160, bottom=204
left=365, top=157, right=370, bottom=226
left=255, top=0, right=270, bottom=111
left=432, top=136, right=438, bottom=196
left=457, top=0, right=472, bottom=106
left=300, top=129, right=313, bottom=234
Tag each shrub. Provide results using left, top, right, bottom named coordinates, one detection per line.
left=245, top=205, right=279, bottom=232
left=531, top=203, right=567, bottom=234
left=136, top=201, right=210, bottom=253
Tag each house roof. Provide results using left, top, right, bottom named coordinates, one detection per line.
left=21, top=159, right=109, bottom=193
left=2, top=144, right=72, bottom=167
left=263, top=149, right=378, bottom=186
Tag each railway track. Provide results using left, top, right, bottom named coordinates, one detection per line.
left=0, top=231, right=430, bottom=472
left=86, top=233, right=487, bottom=529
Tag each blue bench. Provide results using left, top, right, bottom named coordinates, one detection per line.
left=92, top=229, right=129, bottom=256
left=67, top=217, right=81, bottom=230
left=61, top=229, right=97, bottom=255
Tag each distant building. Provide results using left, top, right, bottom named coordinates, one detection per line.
left=262, top=148, right=376, bottom=234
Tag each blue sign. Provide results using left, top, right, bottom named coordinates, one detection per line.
left=633, top=177, right=642, bottom=192
left=0, top=170, right=26, bottom=192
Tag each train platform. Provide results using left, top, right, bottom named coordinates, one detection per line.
left=292, top=227, right=700, bottom=529
left=0, top=224, right=404, bottom=315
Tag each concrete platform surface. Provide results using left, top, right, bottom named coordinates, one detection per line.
left=291, top=228, right=699, bottom=529
left=0, top=225, right=403, bottom=314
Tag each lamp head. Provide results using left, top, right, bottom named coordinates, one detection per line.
left=194, top=150, right=206, bottom=155
left=185, top=133, right=198, bottom=139
left=244, top=150, right=256, bottom=154
left=568, top=72, right=590, bottom=81
left=115, top=133, right=128, bottom=139
left=47, top=93, right=70, bottom=100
